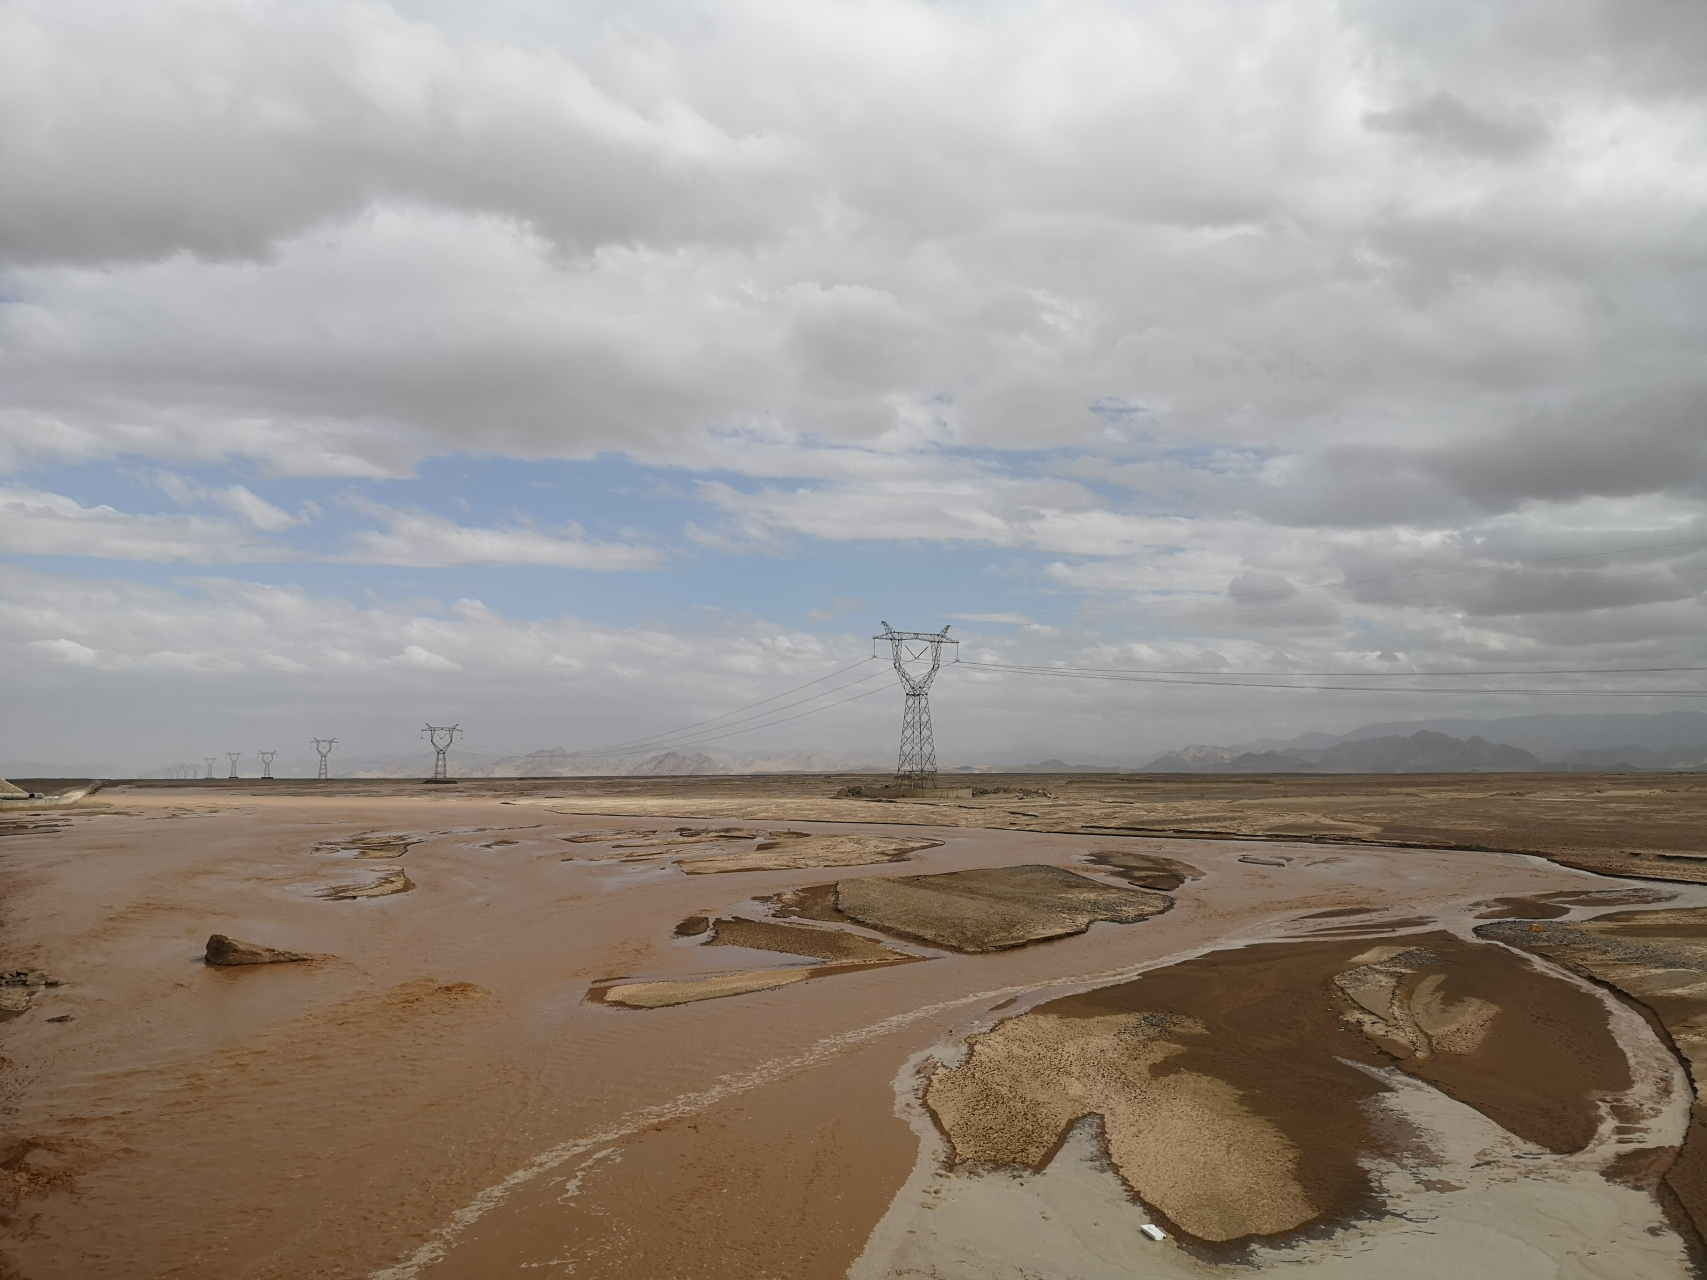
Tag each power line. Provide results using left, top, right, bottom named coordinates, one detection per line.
left=1031, top=533, right=1707, bottom=619
left=956, top=659, right=1707, bottom=697
left=976, top=541, right=1707, bottom=629
left=584, top=656, right=879, bottom=756
left=962, top=660, right=1707, bottom=678
left=1000, top=562, right=1707, bottom=629
left=637, top=678, right=897, bottom=750
left=570, top=663, right=890, bottom=761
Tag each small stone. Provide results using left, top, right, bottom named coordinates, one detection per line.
left=204, top=934, right=311, bottom=966
left=0, top=990, right=31, bottom=1019
left=46, top=1015, right=72, bottom=1023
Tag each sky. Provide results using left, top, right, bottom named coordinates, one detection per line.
left=3, top=0, right=1706, bottom=775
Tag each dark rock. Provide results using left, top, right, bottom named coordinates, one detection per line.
left=204, top=934, right=310, bottom=966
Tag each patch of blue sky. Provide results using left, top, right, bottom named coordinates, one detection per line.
left=6, top=453, right=1109, bottom=632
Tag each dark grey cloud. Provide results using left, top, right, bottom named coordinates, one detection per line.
left=1364, top=91, right=1549, bottom=159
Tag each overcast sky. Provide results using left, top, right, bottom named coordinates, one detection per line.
left=4, top=0, right=1706, bottom=774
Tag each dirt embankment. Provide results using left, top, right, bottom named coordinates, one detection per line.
left=925, top=931, right=1629, bottom=1252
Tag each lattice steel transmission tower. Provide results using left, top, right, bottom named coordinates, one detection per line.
left=875, top=624, right=956, bottom=785
left=422, top=724, right=460, bottom=781
left=258, top=751, right=277, bottom=779
left=226, top=752, right=242, bottom=779
left=312, top=738, right=337, bottom=780
left=204, top=757, right=217, bottom=779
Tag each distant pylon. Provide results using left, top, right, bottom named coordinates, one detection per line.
left=422, top=724, right=460, bottom=781
left=204, top=756, right=217, bottom=779
left=312, top=737, right=337, bottom=780
left=258, top=750, right=277, bottom=780
left=875, top=624, right=956, bottom=785
left=226, top=752, right=242, bottom=779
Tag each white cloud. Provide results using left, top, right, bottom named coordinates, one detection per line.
left=0, top=484, right=290, bottom=561
left=2, top=1, right=1707, bottom=764
left=0, top=0, right=1700, bottom=509
left=151, top=471, right=307, bottom=531
left=336, top=495, right=666, bottom=570
left=387, top=644, right=459, bottom=671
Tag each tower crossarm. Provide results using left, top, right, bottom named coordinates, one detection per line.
left=422, top=724, right=461, bottom=781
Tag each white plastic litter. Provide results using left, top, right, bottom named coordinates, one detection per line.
left=1140, top=1223, right=1168, bottom=1242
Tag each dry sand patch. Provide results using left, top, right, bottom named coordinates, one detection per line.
left=829, top=864, right=1171, bottom=952
left=679, top=833, right=938, bottom=874
left=314, top=866, right=414, bottom=900
left=703, top=916, right=916, bottom=964
left=1080, top=849, right=1203, bottom=890
left=594, top=917, right=921, bottom=1008
left=309, top=831, right=425, bottom=857
left=559, top=827, right=660, bottom=844
left=562, top=826, right=935, bottom=873
left=597, top=969, right=816, bottom=1008
left=612, top=826, right=774, bottom=849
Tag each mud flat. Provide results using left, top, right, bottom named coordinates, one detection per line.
left=4, top=778, right=1707, bottom=1279
left=859, top=930, right=1694, bottom=1278
left=922, top=932, right=1631, bottom=1245
left=1483, top=905, right=1707, bottom=1251
left=565, top=825, right=939, bottom=872
left=505, top=770, right=1707, bottom=883
left=682, top=833, right=939, bottom=874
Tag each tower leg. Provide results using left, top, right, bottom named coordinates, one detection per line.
left=897, top=692, right=937, bottom=784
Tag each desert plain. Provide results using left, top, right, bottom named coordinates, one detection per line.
left=5, top=770, right=1707, bottom=1278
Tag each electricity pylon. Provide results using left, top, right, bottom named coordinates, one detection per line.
left=204, top=757, right=217, bottom=779
left=422, top=724, right=460, bottom=781
left=226, top=752, right=242, bottom=779
left=312, top=738, right=337, bottom=780
left=875, top=624, right=956, bottom=785
left=258, top=751, right=277, bottom=780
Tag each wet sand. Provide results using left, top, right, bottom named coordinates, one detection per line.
left=2, top=780, right=1705, bottom=1277
left=1482, top=905, right=1707, bottom=1252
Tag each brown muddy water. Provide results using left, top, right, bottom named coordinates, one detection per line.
left=2, top=784, right=1703, bottom=1278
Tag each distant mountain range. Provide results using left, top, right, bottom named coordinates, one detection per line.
left=1235, top=710, right=1707, bottom=757
left=1141, top=712, right=1707, bottom=774
left=1141, top=731, right=1554, bottom=774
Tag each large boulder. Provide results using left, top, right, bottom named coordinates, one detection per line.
left=204, top=934, right=310, bottom=966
